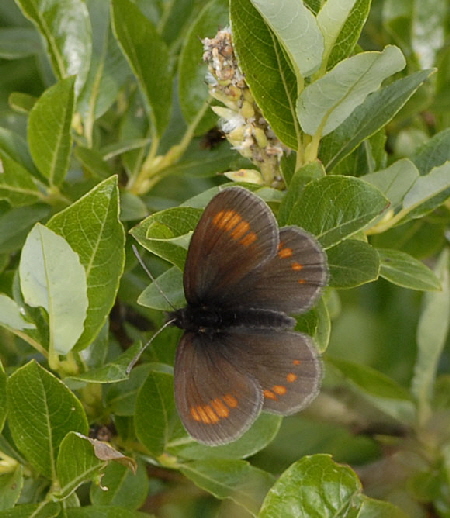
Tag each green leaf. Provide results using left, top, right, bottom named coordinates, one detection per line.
left=327, top=357, right=416, bottom=425
left=63, top=506, right=150, bottom=518
left=48, top=177, right=125, bottom=351
left=320, top=70, right=432, bottom=171
left=180, top=459, right=274, bottom=517
left=138, top=266, right=185, bottom=310
left=286, top=176, right=388, bottom=248
left=78, top=1, right=131, bottom=127
left=0, top=127, right=40, bottom=178
left=412, top=127, right=450, bottom=174
left=325, top=0, right=372, bottom=70
left=111, top=0, right=171, bottom=137
left=178, top=0, right=229, bottom=133
left=28, top=77, right=75, bottom=187
left=0, top=362, right=6, bottom=433
left=171, top=413, right=281, bottom=460
left=6, top=361, right=88, bottom=478
left=134, top=371, right=179, bottom=457
left=0, top=27, right=40, bottom=59
left=65, top=342, right=143, bottom=385
left=298, top=46, right=406, bottom=137
left=0, top=154, right=42, bottom=207
left=364, top=159, right=419, bottom=208
left=328, top=240, right=380, bottom=288
left=411, top=250, right=450, bottom=421
left=251, top=0, right=323, bottom=77
left=260, top=455, right=407, bottom=518
left=230, top=0, right=299, bottom=149
left=14, top=0, right=91, bottom=93
left=19, top=223, right=88, bottom=356
left=0, top=294, right=36, bottom=333
left=0, top=464, right=23, bottom=510
left=0, top=205, right=50, bottom=255
left=378, top=248, right=441, bottom=291
left=401, top=162, right=450, bottom=223
left=56, top=432, right=104, bottom=499
left=130, top=206, right=201, bottom=270
left=0, top=502, right=61, bottom=518
left=90, top=460, right=149, bottom=510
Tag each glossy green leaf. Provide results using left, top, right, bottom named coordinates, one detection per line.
left=230, top=0, right=299, bottom=149
left=14, top=0, right=91, bottom=93
left=90, top=460, right=149, bottom=510
left=411, top=250, right=450, bottom=419
left=286, top=176, right=388, bottom=248
left=378, top=248, right=441, bottom=291
left=178, top=0, right=229, bottom=132
left=28, top=77, right=75, bottom=187
left=320, top=70, right=432, bottom=171
left=364, top=159, right=419, bottom=208
left=19, top=223, right=88, bottom=355
left=111, top=0, right=171, bottom=137
left=328, top=357, right=416, bottom=425
left=260, top=455, right=407, bottom=518
left=131, top=206, right=201, bottom=270
left=134, top=371, right=179, bottom=457
left=251, top=0, right=323, bottom=77
left=328, top=240, right=380, bottom=288
left=6, top=361, right=88, bottom=478
left=48, top=177, right=125, bottom=351
left=180, top=459, right=274, bottom=516
left=56, top=432, right=104, bottom=499
left=401, top=162, right=450, bottom=223
left=298, top=46, right=405, bottom=137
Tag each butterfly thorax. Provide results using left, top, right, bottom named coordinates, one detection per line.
left=170, top=304, right=295, bottom=335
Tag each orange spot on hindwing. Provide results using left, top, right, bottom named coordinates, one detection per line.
left=190, top=393, right=239, bottom=425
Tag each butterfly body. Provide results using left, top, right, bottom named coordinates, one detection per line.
left=172, top=187, right=328, bottom=445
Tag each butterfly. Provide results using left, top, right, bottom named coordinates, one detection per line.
left=170, top=186, right=328, bottom=445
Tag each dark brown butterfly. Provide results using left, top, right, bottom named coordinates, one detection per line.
left=170, top=186, right=327, bottom=445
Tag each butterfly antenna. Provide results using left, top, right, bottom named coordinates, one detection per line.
left=132, top=244, right=177, bottom=311
left=126, top=318, right=176, bottom=375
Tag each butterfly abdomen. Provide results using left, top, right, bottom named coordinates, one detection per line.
left=170, top=305, right=294, bottom=334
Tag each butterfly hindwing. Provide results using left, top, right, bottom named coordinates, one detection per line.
left=183, top=187, right=278, bottom=306
left=220, top=329, right=322, bottom=415
left=174, top=331, right=263, bottom=445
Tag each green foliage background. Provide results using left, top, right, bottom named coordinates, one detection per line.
left=0, top=0, right=449, bottom=517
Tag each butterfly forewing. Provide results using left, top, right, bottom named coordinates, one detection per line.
left=183, top=187, right=278, bottom=306
left=174, top=332, right=263, bottom=445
